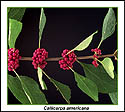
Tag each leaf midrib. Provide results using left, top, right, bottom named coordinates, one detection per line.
left=51, top=79, right=70, bottom=104
left=76, top=74, right=96, bottom=100
left=8, top=76, right=30, bottom=104
left=83, top=65, right=108, bottom=92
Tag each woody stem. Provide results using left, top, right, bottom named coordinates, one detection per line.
left=19, top=54, right=114, bottom=61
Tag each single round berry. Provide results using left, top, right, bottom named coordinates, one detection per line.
left=92, top=60, right=99, bottom=67
left=32, top=48, right=48, bottom=69
left=8, top=48, right=21, bottom=71
left=93, top=54, right=98, bottom=59
left=59, top=49, right=77, bottom=70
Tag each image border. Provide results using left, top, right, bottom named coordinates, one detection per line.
left=1, top=1, right=124, bottom=111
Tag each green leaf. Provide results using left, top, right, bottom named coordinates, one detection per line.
left=8, top=74, right=48, bottom=104
left=101, top=58, right=114, bottom=79
left=8, top=19, right=22, bottom=48
left=51, top=78, right=71, bottom=104
left=79, top=62, right=117, bottom=93
left=8, top=75, right=30, bottom=104
left=39, top=8, right=46, bottom=46
left=68, top=31, right=98, bottom=54
left=73, top=71, right=98, bottom=101
left=37, top=67, right=47, bottom=90
left=109, top=92, right=118, bottom=104
left=42, top=80, right=48, bottom=90
left=101, top=8, right=116, bottom=42
left=8, top=8, right=26, bottom=21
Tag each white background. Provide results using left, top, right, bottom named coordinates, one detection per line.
left=1, top=1, right=124, bottom=111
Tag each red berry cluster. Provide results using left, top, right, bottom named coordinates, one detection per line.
left=59, top=49, right=77, bottom=70
left=32, top=48, right=48, bottom=69
left=91, top=48, right=102, bottom=67
left=8, top=48, right=21, bottom=71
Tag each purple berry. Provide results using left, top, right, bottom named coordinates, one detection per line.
left=32, top=48, right=48, bottom=69
left=59, top=49, right=77, bottom=70
left=8, top=48, right=21, bottom=71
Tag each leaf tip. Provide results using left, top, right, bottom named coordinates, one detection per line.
left=95, top=30, right=98, bottom=34
left=94, top=97, right=99, bottom=102
left=111, top=74, right=114, bottom=79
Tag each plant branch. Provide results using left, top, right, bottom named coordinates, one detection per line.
left=20, top=53, right=115, bottom=61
